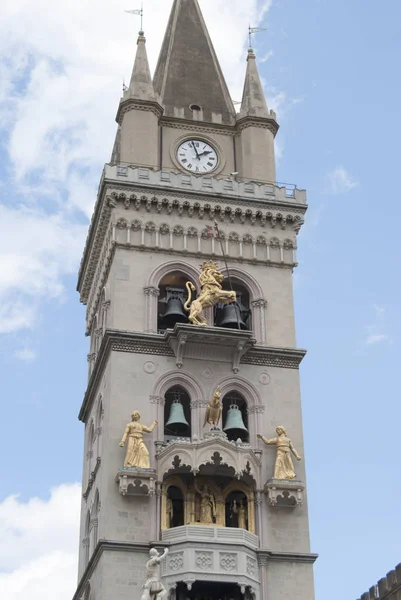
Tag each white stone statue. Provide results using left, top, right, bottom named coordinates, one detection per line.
left=141, top=548, right=169, bottom=600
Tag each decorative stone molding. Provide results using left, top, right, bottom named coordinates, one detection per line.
left=115, top=468, right=157, bottom=497
left=116, top=98, right=164, bottom=124
left=83, top=458, right=101, bottom=501
left=168, top=552, right=184, bottom=572
left=157, top=435, right=262, bottom=485
left=78, top=166, right=307, bottom=306
left=264, top=479, right=305, bottom=508
left=196, top=551, right=213, bottom=570
left=220, top=553, right=237, bottom=572
left=164, top=324, right=255, bottom=373
left=79, top=330, right=306, bottom=422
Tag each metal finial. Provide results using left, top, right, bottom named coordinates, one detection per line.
left=248, top=25, right=267, bottom=49
left=125, top=3, right=144, bottom=33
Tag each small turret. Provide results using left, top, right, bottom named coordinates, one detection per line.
left=114, top=32, right=163, bottom=168
left=236, top=48, right=279, bottom=183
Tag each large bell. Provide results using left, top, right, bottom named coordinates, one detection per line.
left=219, top=303, right=248, bottom=330
left=223, top=404, right=249, bottom=438
left=162, top=297, right=188, bottom=328
left=165, top=399, right=190, bottom=435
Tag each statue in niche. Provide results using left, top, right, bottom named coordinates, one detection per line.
left=258, top=426, right=301, bottom=480
left=184, top=260, right=236, bottom=326
left=141, top=547, right=168, bottom=600
left=233, top=500, right=247, bottom=530
left=204, top=386, right=222, bottom=428
left=194, top=480, right=216, bottom=524
left=119, top=411, right=158, bottom=469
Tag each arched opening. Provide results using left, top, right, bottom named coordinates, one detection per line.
left=214, top=279, right=252, bottom=330
left=167, top=485, right=185, bottom=529
left=222, top=391, right=249, bottom=443
left=225, top=490, right=249, bottom=530
left=164, top=386, right=191, bottom=441
left=157, top=271, right=193, bottom=331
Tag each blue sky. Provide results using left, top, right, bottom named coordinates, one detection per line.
left=0, top=0, right=400, bottom=598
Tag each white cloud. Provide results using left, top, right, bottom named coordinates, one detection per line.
left=0, top=483, right=81, bottom=600
left=364, top=305, right=391, bottom=347
left=0, top=204, right=87, bottom=333
left=327, top=166, right=359, bottom=195
left=13, top=348, right=37, bottom=362
left=0, top=0, right=273, bottom=333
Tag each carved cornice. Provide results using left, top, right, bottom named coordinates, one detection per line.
left=78, top=169, right=306, bottom=304
left=79, top=329, right=306, bottom=423
left=258, top=549, right=318, bottom=565
left=160, top=116, right=236, bottom=137
left=236, top=115, right=280, bottom=137
left=116, top=98, right=164, bottom=124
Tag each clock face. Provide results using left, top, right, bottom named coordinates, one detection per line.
left=176, top=139, right=218, bottom=173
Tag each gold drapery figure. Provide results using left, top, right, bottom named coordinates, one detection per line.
left=233, top=500, right=247, bottom=530
left=119, top=411, right=157, bottom=469
left=194, top=480, right=216, bottom=524
left=258, top=426, right=301, bottom=480
left=184, top=260, right=236, bottom=326
left=204, top=386, right=222, bottom=428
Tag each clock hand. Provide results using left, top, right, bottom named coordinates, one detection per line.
left=199, top=150, right=213, bottom=157
left=190, top=142, right=201, bottom=161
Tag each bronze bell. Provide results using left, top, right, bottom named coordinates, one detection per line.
left=165, top=399, right=190, bottom=435
left=223, top=404, right=248, bottom=438
left=219, top=303, right=248, bottom=330
left=163, top=297, right=188, bottom=327
left=161, top=287, right=188, bottom=328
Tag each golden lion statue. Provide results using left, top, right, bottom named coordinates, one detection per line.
left=184, top=261, right=236, bottom=326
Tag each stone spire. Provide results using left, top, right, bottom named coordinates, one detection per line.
left=240, top=48, right=270, bottom=119
left=126, top=31, right=156, bottom=101
left=153, top=0, right=236, bottom=124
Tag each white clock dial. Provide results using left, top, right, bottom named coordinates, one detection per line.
left=176, top=139, right=218, bottom=173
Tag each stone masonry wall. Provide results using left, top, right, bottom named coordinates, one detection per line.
left=358, top=563, right=401, bottom=600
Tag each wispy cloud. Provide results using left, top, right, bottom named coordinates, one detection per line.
left=364, top=305, right=391, bottom=347
left=327, top=166, right=359, bottom=195
left=13, top=348, right=37, bottom=363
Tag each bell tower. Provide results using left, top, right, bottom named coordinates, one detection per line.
left=74, top=1, right=317, bottom=600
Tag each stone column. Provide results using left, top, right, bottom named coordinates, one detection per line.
left=144, top=286, right=160, bottom=333
left=251, top=299, right=268, bottom=345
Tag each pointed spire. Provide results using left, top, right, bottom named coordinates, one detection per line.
left=126, top=31, right=156, bottom=101
left=240, top=48, right=270, bottom=119
left=153, top=0, right=236, bottom=124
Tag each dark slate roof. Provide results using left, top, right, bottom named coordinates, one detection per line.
left=153, top=0, right=236, bottom=124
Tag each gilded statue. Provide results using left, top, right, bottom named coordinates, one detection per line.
left=166, top=498, right=173, bottom=529
left=204, top=386, right=222, bottom=428
left=184, top=260, right=236, bottom=326
left=258, top=426, right=301, bottom=480
left=119, top=411, right=157, bottom=469
left=194, top=480, right=216, bottom=524
left=141, top=547, right=168, bottom=600
left=233, top=500, right=247, bottom=530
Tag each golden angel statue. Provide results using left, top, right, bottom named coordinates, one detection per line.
left=204, top=386, right=222, bottom=428
left=258, top=426, right=301, bottom=480
left=119, top=411, right=157, bottom=469
left=184, top=260, right=236, bottom=326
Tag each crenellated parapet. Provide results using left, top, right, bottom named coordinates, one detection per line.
left=358, top=564, right=401, bottom=600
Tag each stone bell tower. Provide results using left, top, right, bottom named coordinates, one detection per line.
left=74, top=1, right=317, bottom=599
